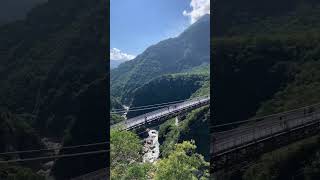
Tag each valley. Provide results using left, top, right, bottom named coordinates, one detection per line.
left=110, top=13, right=210, bottom=179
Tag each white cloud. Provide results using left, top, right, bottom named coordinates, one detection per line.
left=110, top=48, right=136, bottom=61
left=183, top=0, right=210, bottom=24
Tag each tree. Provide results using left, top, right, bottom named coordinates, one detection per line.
left=110, top=129, right=144, bottom=179
left=154, top=141, right=209, bottom=180
left=122, top=163, right=154, bottom=180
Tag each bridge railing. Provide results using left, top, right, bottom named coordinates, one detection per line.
left=212, top=103, right=320, bottom=156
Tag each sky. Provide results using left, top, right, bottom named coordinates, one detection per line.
left=110, top=0, right=210, bottom=61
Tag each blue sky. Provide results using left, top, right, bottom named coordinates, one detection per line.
left=110, top=0, right=210, bottom=61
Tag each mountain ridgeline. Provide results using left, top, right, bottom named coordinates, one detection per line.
left=111, top=14, right=210, bottom=104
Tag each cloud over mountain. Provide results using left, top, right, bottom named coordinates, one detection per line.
left=110, top=48, right=135, bottom=61
left=183, top=0, right=210, bottom=24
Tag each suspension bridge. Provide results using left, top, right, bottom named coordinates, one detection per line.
left=211, top=103, right=320, bottom=173
left=112, top=96, right=210, bottom=131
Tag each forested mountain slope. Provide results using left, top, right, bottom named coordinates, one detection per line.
left=214, top=0, right=320, bottom=37
left=0, top=0, right=108, bottom=178
left=0, top=0, right=46, bottom=25
left=127, top=72, right=209, bottom=118
left=0, top=0, right=107, bottom=137
left=111, top=14, right=210, bottom=104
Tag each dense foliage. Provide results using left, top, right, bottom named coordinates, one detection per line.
left=110, top=129, right=209, bottom=180
left=242, top=136, right=320, bottom=180
left=0, top=0, right=108, bottom=178
left=158, top=106, right=210, bottom=160
left=52, top=78, right=108, bottom=179
left=0, top=165, right=45, bottom=180
left=154, top=141, right=209, bottom=180
left=0, top=0, right=46, bottom=25
left=110, top=129, right=152, bottom=180
left=127, top=73, right=209, bottom=117
left=213, top=1, right=320, bottom=179
left=213, top=34, right=320, bottom=125
left=214, top=0, right=320, bottom=37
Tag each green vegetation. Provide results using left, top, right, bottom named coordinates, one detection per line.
left=110, top=130, right=141, bottom=166
left=214, top=0, right=320, bottom=37
left=214, top=1, right=320, bottom=179
left=213, top=34, right=320, bottom=125
left=0, top=0, right=108, bottom=178
left=243, top=136, right=320, bottom=180
left=0, top=111, right=43, bottom=157
left=110, top=129, right=208, bottom=180
left=191, top=81, right=209, bottom=98
left=110, top=114, right=125, bottom=125
left=159, top=106, right=210, bottom=160
left=257, top=61, right=320, bottom=116
left=0, top=165, right=45, bottom=180
left=154, top=141, right=209, bottom=180
left=110, top=130, right=146, bottom=179
left=128, top=73, right=209, bottom=118
left=52, top=78, right=108, bottom=179
left=111, top=96, right=123, bottom=110
left=110, top=11, right=210, bottom=180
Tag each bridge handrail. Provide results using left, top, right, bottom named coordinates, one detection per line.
left=213, top=111, right=320, bottom=154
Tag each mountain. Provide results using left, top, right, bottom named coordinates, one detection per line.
left=0, top=0, right=108, bottom=178
left=0, top=0, right=107, bottom=137
left=127, top=72, right=209, bottom=118
left=110, top=60, right=127, bottom=69
left=52, top=78, right=108, bottom=179
left=213, top=0, right=320, bottom=126
left=0, top=0, right=47, bottom=25
left=213, top=0, right=320, bottom=37
left=213, top=1, right=320, bottom=179
left=111, top=14, right=210, bottom=104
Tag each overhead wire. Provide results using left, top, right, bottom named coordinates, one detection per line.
left=0, top=141, right=109, bottom=156
left=0, top=150, right=109, bottom=164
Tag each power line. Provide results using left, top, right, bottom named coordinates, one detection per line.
left=0, top=150, right=109, bottom=164
left=0, top=142, right=109, bottom=156
left=112, top=98, right=193, bottom=111
left=111, top=97, right=210, bottom=114
left=111, top=103, right=181, bottom=114
left=111, top=96, right=210, bottom=114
